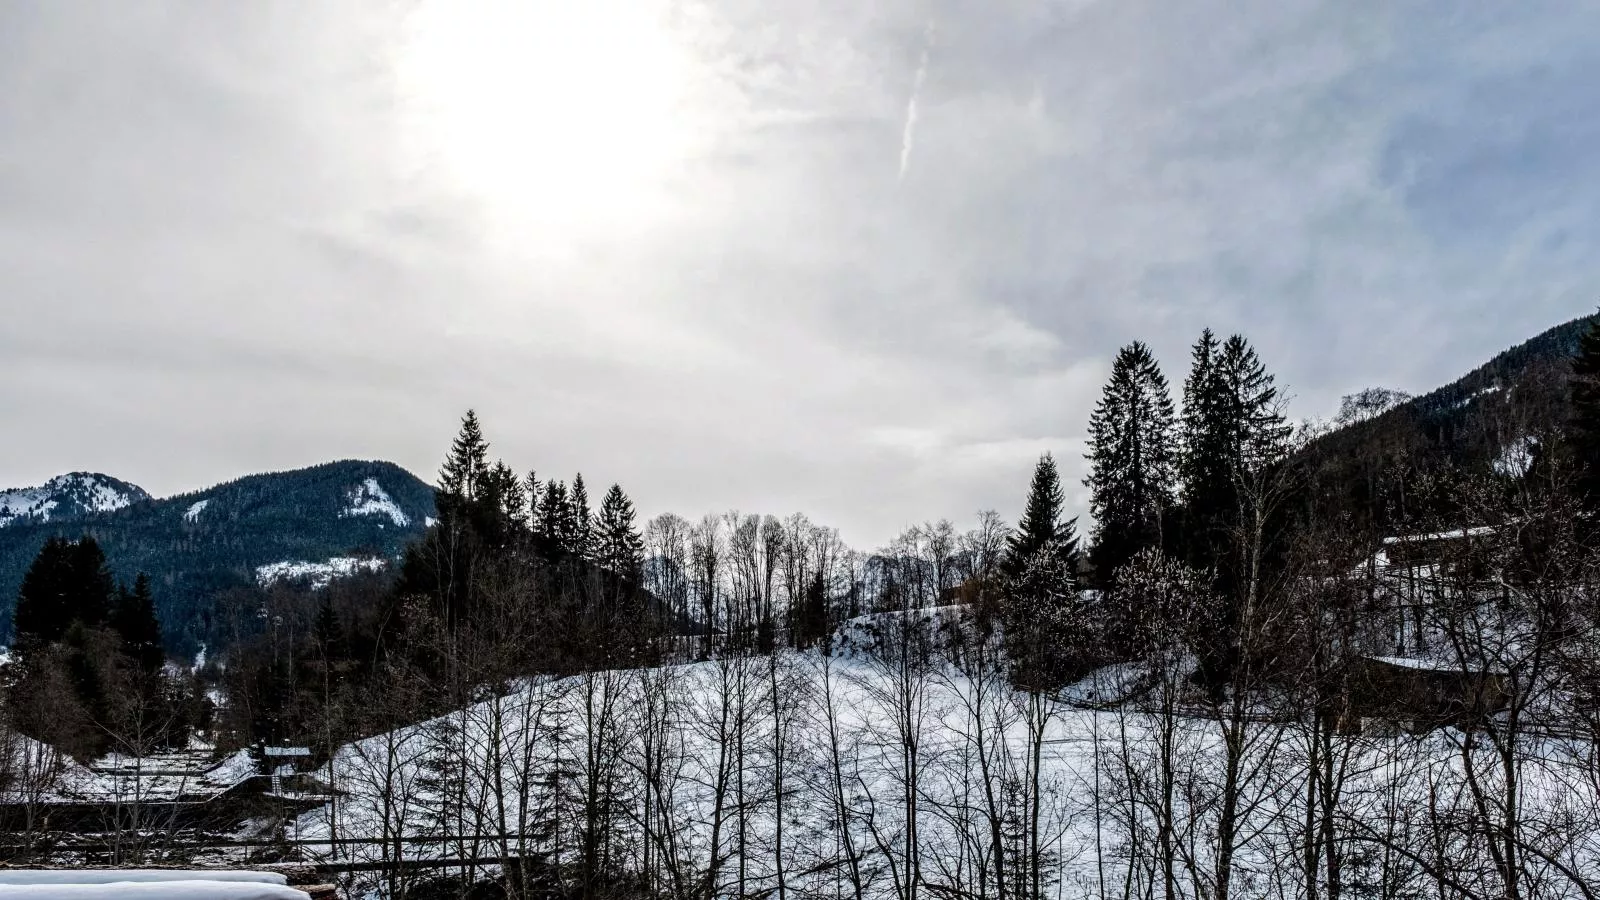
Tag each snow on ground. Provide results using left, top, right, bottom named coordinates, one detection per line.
left=1059, top=660, right=1159, bottom=706
left=0, top=474, right=141, bottom=527
left=291, top=635, right=1600, bottom=900
left=203, top=749, right=257, bottom=787
left=1453, top=382, right=1503, bottom=410
left=340, top=477, right=411, bottom=528
left=1494, top=434, right=1538, bottom=477
left=184, top=498, right=210, bottom=522
left=3, top=738, right=255, bottom=805
left=255, top=557, right=386, bottom=591
left=78, top=476, right=137, bottom=513
left=0, top=484, right=56, bottom=526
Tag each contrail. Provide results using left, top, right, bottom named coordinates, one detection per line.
left=898, top=22, right=935, bottom=183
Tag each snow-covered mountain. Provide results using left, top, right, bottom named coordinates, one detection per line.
left=0, top=472, right=151, bottom=529
left=0, top=460, right=435, bottom=655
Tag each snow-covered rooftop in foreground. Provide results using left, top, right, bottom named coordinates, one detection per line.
left=340, top=477, right=410, bottom=528
left=0, top=871, right=288, bottom=886
left=0, top=880, right=305, bottom=900
left=255, top=556, right=386, bottom=591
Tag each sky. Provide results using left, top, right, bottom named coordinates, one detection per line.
left=2, top=1, right=1599, bottom=550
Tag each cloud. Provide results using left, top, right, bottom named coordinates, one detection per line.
left=1, top=0, right=1599, bottom=548
left=898, top=21, right=935, bottom=182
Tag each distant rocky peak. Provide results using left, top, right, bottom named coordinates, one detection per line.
left=0, top=472, right=151, bottom=529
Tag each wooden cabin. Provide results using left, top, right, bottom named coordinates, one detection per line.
left=1343, top=655, right=1510, bottom=733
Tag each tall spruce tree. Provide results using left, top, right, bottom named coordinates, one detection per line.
left=1178, top=331, right=1289, bottom=573
left=1000, top=455, right=1086, bottom=686
left=111, top=573, right=165, bottom=677
left=1085, top=341, right=1177, bottom=588
left=1570, top=314, right=1600, bottom=507
left=536, top=479, right=575, bottom=558
left=570, top=474, right=594, bottom=561
left=594, top=484, right=645, bottom=577
left=13, top=536, right=114, bottom=648
left=438, top=409, right=490, bottom=505
left=1003, top=454, right=1080, bottom=578
left=1176, top=331, right=1290, bottom=689
left=398, top=410, right=500, bottom=630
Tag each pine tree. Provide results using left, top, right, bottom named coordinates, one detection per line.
left=594, top=484, right=645, bottom=578
left=1176, top=331, right=1290, bottom=689
left=438, top=409, right=490, bottom=503
left=1178, top=331, right=1289, bottom=572
left=312, top=593, right=345, bottom=659
left=1000, top=455, right=1086, bottom=687
left=1570, top=313, right=1600, bottom=507
left=570, top=474, right=594, bottom=561
left=1217, top=334, right=1292, bottom=472
left=14, top=536, right=114, bottom=649
left=1003, top=536, right=1086, bottom=690
left=111, top=573, right=165, bottom=677
left=1003, top=454, right=1079, bottom=579
left=525, top=470, right=542, bottom=521
left=480, top=460, right=528, bottom=546
left=536, top=480, right=575, bottom=558
left=1085, top=341, right=1177, bottom=588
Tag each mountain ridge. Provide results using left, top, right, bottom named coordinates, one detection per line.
left=0, top=459, right=436, bottom=655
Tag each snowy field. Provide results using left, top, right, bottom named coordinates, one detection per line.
left=297, top=631, right=1600, bottom=900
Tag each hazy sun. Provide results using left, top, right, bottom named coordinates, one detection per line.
left=395, top=0, right=695, bottom=236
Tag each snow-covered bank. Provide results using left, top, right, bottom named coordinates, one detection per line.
left=299, top=647, right=1600, bottom=900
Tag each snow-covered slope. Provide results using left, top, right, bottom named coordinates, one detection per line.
left=0, top=473, right=150, bottom=528
left=340, top=477, right=412, bottom=528
left=255, top=556, right=387, bottom=590
left=298, top=649, right=1600, bottom=900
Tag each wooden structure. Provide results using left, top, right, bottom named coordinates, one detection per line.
left=1344, top=655, right=1510, bottom=733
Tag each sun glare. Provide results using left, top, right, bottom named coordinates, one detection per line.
left=395, top=0, right=695, bottom=237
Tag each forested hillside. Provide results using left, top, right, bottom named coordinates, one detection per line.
left=1301, top=310, right=1599, bottom=536
left=0, top=460, right=434, bottom=653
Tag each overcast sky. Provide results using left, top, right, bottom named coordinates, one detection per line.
left=2, top=1, right=1598, bottom=549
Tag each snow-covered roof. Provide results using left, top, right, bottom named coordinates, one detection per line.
left=1382, top=525, right=1497, bottom=546
left=0, top=871, right=305, bottom=899
left=1367, top=655, right=1507, bottom=676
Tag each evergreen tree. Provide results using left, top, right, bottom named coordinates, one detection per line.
left=13, top=535, right=114, bottom=648
left=1176, top=331, right=1290, bottom=689
left=593, top=484, right=645, bottom=578
left=524, top=470, right=542, bottom=521
left=111, top=573, right=165, bottom=677
left=1216, top=334, right=1292, bottom=471
left=1085, top=341, right=1177, bottom=589
left=536, top=480, right=575, bottom=558
left=438, top=409, right=490, bottom=504
left=312, top=593, right=346, bottom=661
left=1178, top=331, right=1289, bottom=573
left=1570, top=313, right=1600, bottom=507
left=398, top=410, right=504, bottom=631
left=1003, top=536, right=1087, bottom=689
left=1002, top=454, right=1080, bottom=579
left=570, top=474, right=594, bottom=561
left=1000, top=455, right=1086, bottom=688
